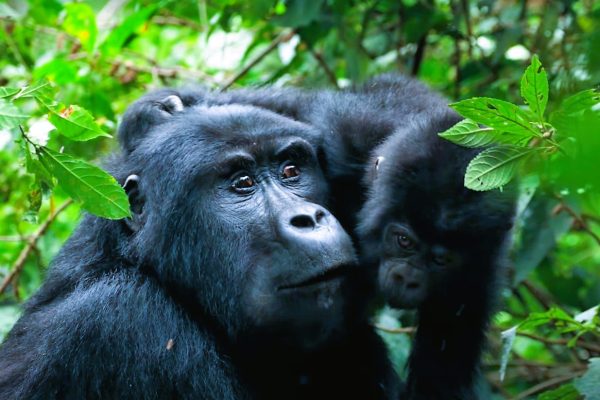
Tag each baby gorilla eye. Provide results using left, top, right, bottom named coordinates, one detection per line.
left=282, top=164, right=300, bottom=179
left=232, top=175, right=254, bottom=191
left=396, top=234, right=415, bottom=249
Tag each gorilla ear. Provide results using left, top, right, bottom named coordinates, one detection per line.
left=123, top=174, right=144, bottom=232
left=118, top=91, right=194, bottom=154
left=158, top=95, right=184, bottom=115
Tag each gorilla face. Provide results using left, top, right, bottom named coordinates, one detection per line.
left=376, top=221, right=462, bottom=309
left=122, top=103, right=358, bottom=347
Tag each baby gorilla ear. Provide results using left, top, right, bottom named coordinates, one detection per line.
left=118, top=90, right=200, bottom=154
left=122, top=174, right=145, bottom=232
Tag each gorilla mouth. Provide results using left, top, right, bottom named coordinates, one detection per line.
left=278, top=264, right=353, bottom=291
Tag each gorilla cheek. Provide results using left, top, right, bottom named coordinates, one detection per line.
left=378, top=260, right=428, bottom=309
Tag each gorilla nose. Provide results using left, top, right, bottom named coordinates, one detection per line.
left=289, top=209, right=326, bottom=230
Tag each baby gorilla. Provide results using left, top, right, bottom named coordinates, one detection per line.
left=209, top=75, right=516, bottom=399
left=0, top=93, right=400, bottom=399
left=357, top=107, right=515, bottom=400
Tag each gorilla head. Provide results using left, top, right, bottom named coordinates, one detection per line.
left=118, top=93, right=359, bottom=347
left=357, top=110, right=516, bottom=309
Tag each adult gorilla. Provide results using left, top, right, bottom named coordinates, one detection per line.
left=0, top=92, right=399, bottom=399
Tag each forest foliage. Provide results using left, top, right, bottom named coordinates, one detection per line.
left=1, top=1, right=599, bottom=398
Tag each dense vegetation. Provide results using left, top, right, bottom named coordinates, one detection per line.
left=1, top=1, right=599, bottom=398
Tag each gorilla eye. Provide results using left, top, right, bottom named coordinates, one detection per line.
left=396, top=234, right=415, bottom=250
left=282, top=164, right=300, bottom=179
left=232, top=175, right=255, bottom=191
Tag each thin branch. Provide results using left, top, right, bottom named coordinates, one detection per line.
left=220, top=30, right=296, bottom=92
left=521, top=280, right=554, bottom=310
left=0, top=200, right=73, bottom=295
left=309, top=48, right=339, bottom=88
left=516, top=331, right=600, bottom=354
left=411, top=34, right=427, bottom=76
left=512, top=371, right=584, bottom=400
left=152, top=15, right=203, bottom=30
left=553, top=196, right=600, bottom=246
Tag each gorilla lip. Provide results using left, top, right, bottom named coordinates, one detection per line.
left=278, top=263, right=353, bottom=291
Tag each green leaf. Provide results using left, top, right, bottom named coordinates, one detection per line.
left=0, top=87, right=19, bottom=99
left=464, top=145, right=535, bottom=191
left=451, top=98, right=540, bottom=137
left=520, top=55, right=549, bottom=122
left=537, top=384, right=580, bottom=400
left=38, top=98, right=110, bottom=141
left=13, top=79, right=55, bottom=100
left=438, top=119, right=531, bottom=148
left=100, top=5, right=158, bottom=56
left=558, top=89, right=600, bottom=115
left=0, top=99, right=29, bottom=129
left=575, top=358, right=600, bottom=400
left=273, top=0, right=324, bottom=27
left=62, top=3, right=97, bottom=53
left=38, top=147, right=130, bottom=219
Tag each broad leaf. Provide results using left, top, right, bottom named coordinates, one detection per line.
left=38, top=98, right=110, bottom=141
left=558, top=89, right=600, bottom=115
left=537, top=384, right=580, bottom=400
left=62, top=3, right=97, bottom=53
left=438, top=119, right=530, bottom=148
left=575, top=358, right=600, bottom=400
left=0, top=87, right=19, bottom=99
left=464, top=145, right=535, bottom=191
left=101, top=5, right=158, bottom=56
left=0, top=99, right=28, bottom=129
left=520, top=55, right=548, bottom=121
left=13, top=79, right=55, bottom=99
left=451, top=98, right=540, bottom=137
left=38, top=147, right=130, bottom=219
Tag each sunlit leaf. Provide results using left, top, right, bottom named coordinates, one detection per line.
left=451, top=98, right=540, bottom=137
left=13, top=79, right=55, bottom=100
left=62, top=3, right=97, bottom=53
left=520, top=55, right=548, bottom=122
left=38, top=147, right=130, bottom=219
left=101, top=5, right=158, bottom=56
left=464, top=145, right=535, bottom=191
left=0, top=87, right=19, bottom=99
left=438, top=118, right=530, bottom=148
left=0, top=99, right=28, bottom=129
left=37, top=97, right=110, bottom=141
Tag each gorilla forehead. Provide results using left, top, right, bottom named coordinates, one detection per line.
left=135, top=104, right=319, bottom=171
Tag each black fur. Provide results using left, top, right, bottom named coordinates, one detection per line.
left=0, top=94, right=400, bottom=399
left=205, top=75, right=516, bottom=399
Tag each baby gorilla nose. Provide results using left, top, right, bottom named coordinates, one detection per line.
left=381, top=263, right=428, bottom=309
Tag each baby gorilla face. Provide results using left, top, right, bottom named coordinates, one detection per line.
left=377, top=222, right=462, bottom=309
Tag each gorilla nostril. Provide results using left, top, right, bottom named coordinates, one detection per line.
left=391, top=272, right=404, bottom=284
left=315, top=210, right=326, bottom=223
left=290, top=215, right=316, bottom=229
left=407, top=282, right=420, bottom=290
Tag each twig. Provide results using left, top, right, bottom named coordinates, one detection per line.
left=411, top=34, right=427, bottom=76
left=511, top=371, right=584, bottom=400
left=0, top=236, right=31, bottom=242
left=0, top=200, right=73, bottom=295
left=521, top=280, right=553, bottom=310
left=309, top=48, right=338, bottom=88
left=152, top=15, right=203, bottom=30
left=220, top=30, right=296, bottom=92
left=459, top=0, right=473, bottom=57
left=553, top=197, right=600, bottom=246
left=516, top=331, right=600, bottom=354
left=373, top=325, right=417, bottom=334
